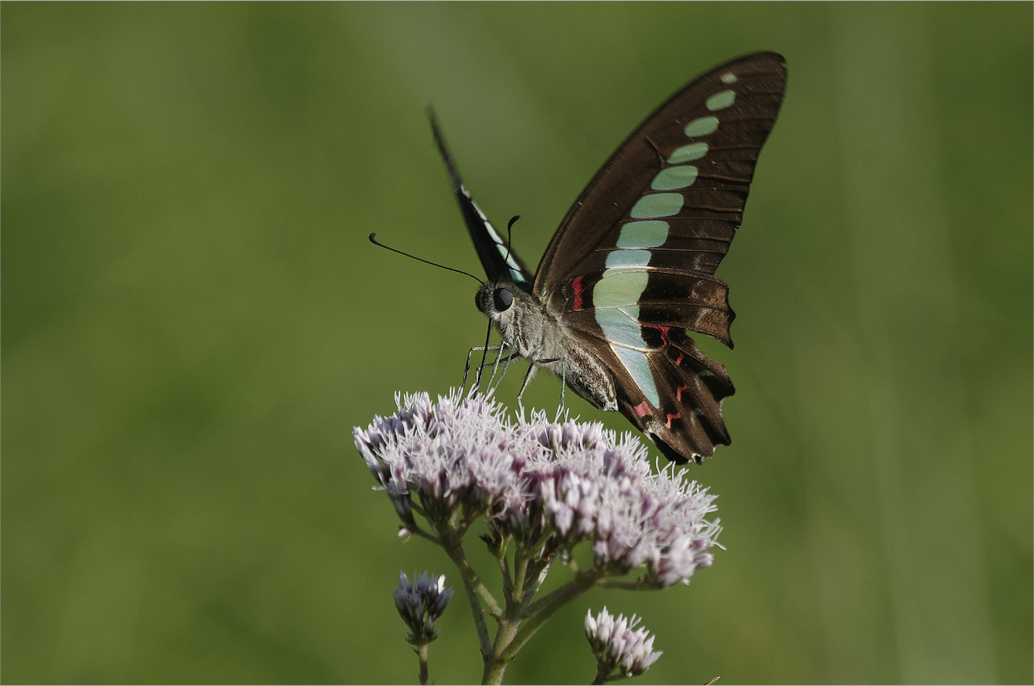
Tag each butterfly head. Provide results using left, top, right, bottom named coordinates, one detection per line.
left=474, top=278, right=541, bottom=348
left=475, top=281, right=514, bottom=342
left=475, top=280, right=515, bottom=318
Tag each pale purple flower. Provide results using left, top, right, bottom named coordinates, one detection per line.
left=585, top=607, right=662, bottom=679
left=354, top=390, right=528, bottom=528
left=393, top=571, right=454, bottom=645
left=354, top=389, right=721, bottom=587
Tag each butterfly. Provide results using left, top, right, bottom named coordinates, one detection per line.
left=433, top=52, right=787, bottom=464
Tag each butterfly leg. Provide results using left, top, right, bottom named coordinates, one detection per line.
left=488, top=344, right=519, bottom=394
left=486, top=340, right=510, bottom=389
left=546, top=359, right=568, bottom=421
left=466, top=344, right=520, bottom=399
left=516, top=364, right=540, bottom=416
left=464, top=344, right=504, bottom=389
left=560, top=359, right=567, bottom=415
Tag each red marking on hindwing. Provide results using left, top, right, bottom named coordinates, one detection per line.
left=676, top=385, right=687, bottom=402
left=633, top=401, right=651, bottom=418
left=572, top=276, right=585, bottom=311
left=643, top=324, right=670, bottom=347
left=674, top=351, right=684, bottom=366
left=665, top=412, right=681, bottom=428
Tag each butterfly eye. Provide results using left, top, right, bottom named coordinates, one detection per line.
left=493, top=288, right=513, bottom=311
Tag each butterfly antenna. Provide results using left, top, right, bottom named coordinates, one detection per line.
left=369, top=233, right=484, bottom=285
left=503, top=214, right=520, bottom=270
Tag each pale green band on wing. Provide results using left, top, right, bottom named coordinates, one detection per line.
left=504, top=251, right=522, bottom=271
left=651, top=165, right=699, bottom=191
left=486, top=220, right=527, bottom=280
left=593, top=270, right=649, bottom=308
left=605, top=249, right=652, bottom=269
left=667, top=142, right=708, bottom=164
left=594, top=307, right=659, bottom=404
left=594, top=306, right=645, bottom=347
left=706, top=89, right=736, bottom=111
left=630, top=193, right=683, bottom=219
left=721, top=72, right=738, bottom=84
left=684, top=116, right=719, bottom=137
left=616, top=221, right=668, bottom=248
left=613, top=346, right=659, bottom=406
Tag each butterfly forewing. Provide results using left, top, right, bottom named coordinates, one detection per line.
left=534, top=52, right=787, bottom=462
left=535, top=52, right=786, bottom=300
left=430, top=114, right=534, bottom=289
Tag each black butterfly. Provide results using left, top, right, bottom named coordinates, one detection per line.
left=434, top=52, right=787, bottom=464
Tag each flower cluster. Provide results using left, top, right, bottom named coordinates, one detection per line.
left=354, top=389, right=720, bottom=588
left=585, top=607, right=662, bottom=679
left=393, top=571, right=454, bottom=645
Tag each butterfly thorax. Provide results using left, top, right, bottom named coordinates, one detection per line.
left=475, top=280, right=618, bottom=412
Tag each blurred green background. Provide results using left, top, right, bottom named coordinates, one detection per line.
left=3, top=3, right=1031, bottom=684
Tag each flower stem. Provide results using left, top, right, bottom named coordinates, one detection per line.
left=481, top=617, right=520, bottom=685
left=511, top=551, right=529, bottom=601
left=442, top=540, right=499, bottom=658
left=598, top=577, right=649, bottom=591
left=503, top=569, right=600, bottom=663
left=417, top=643, right=430, bottom=685
left=518, top=556, right=555, bottom=609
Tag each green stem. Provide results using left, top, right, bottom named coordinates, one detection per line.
left=498, top=554, right=514, bottom=600
left=481, top=617, right=520, bottom=685
left=442, top=540, right=500, bottom=658
left=511, top=550, right=529, bottom=602
left=407, top=527, right=440, bottom=545
left=501, top=569, right=600, bottom=664
left=519, top=555, right=555, bottom=609
left=481, top=554, right=572, bottom=683
left=598, top=577, right=648, bottom=591
left=417, top=643, right=430, bottom=685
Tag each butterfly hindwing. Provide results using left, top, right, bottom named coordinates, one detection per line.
left=558, top=268, right=735, bottom=347
left=559, top=276, right=736, bottom=462
left=632, top=327, right=735, bottom=464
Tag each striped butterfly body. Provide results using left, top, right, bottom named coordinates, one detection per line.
left=436, top=52, right=787, bottom=464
